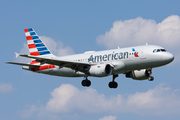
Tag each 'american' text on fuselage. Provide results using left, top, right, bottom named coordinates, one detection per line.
left=88, top=52, right=129, bottom=63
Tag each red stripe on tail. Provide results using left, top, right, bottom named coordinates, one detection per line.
left=30, top=51, right=40, bottom=56
left=28, top=44, right=36, bottom=49
left=26, top=36, right=33, bottom=41
left=24, top=29, right=29, bottom=32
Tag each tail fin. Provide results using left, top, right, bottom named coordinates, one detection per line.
left=24, top=28, right=53, bottom=56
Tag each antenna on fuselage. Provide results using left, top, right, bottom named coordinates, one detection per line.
left=117, top=46, right=120, bottom=49
left=146, top=43, right=148, bottom=46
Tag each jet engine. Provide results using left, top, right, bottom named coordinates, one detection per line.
left=89, top=64, right=112, bottom=77
left=125, top=69, right=151, bottom=80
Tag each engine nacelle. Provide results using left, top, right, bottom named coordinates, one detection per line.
left=89, top=64, right=112, bottom=77
left=125, top=69, right=150, bottom=80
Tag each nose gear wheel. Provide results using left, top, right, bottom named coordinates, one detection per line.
left=147, top=68, right=154, bottom=81
left=148, top=76, right=154, bottom=81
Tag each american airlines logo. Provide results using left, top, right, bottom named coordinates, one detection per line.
left=88, top=52, right=129, bottom=63
left=132, top=48, right=139, bottom=57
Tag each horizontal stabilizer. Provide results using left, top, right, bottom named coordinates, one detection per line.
left=6, top=62, right=40, bottom=67
left=15, top=52, right=19, bottom=58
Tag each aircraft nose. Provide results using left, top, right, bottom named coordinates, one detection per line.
left=163, top=52, right=174, bottom=63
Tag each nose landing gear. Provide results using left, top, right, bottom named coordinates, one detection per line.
left=147, top=68, right=154, bottom=81
left=148, top=76, right=154, bottom=81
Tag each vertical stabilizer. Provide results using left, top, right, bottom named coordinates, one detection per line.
left=24, top=28, right=54, bottom=56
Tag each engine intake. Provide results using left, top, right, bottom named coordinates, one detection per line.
left=89, top=64, right=112, bottom=77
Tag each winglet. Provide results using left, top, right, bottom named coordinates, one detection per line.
left=15, top=52, right=19, bottom=58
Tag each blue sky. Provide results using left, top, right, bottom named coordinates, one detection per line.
left=1, top=0, right=180, bottom=120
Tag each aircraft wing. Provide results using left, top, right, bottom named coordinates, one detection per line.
left=19, top=54, right=92, bottom=68
left=6, top=62, right=40, bottom=67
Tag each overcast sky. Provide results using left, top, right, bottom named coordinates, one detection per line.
left=1, top=0, right=180, bottom=120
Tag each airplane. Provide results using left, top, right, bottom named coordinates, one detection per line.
left=6, top=28, right=174, bottom=89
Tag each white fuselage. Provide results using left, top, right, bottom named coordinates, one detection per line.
left=23, top=45, right=174, bottom=77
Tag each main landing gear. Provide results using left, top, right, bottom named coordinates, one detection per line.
left=108, top=74, right=118, bottom=89
left=81, top=74, right=119, bottom=89
left=81, top=76, right=91, bottom=87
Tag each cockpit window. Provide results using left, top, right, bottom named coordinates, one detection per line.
left=153, top=49, right=166, bottom=53
left=157, top=49, right=160, bottom=52
left=160, top=49, right=166, bottom=52
left=153, top=49, right=156, bottom=53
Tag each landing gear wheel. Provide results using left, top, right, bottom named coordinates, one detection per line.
left=81, top=79, right=91, bottom=87
left=108, top=74, right=119, bottom=89
left=81, top=80, right=86, bottom=86
left=113, top=82, right=118, bottom=88
left=108, top=82, right=113, bottom=88
left=108, top=81, right=118, bottom=88
left=86, top=80, right=91, bottom=87
left=148, top=76, right=154, bottom=81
